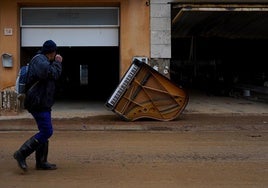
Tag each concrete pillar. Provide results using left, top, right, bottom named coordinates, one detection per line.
left=150, top=0, right=171, bottom=78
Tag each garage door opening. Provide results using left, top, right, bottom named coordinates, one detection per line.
left=170, top=4, right=268, bottom=101
left=20, top=46, right=119, bottom=102
left=20, top=7, right=120, bottom=102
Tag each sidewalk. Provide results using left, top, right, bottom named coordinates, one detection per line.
left=0, top=93, right=267, bottom=132
left=1, top=92, right=267, bottom=121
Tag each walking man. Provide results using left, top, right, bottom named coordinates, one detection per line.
left=14, top=40, right=63, bottom=172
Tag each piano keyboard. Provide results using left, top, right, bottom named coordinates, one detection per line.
left=106, top=59, right=142, bottom=109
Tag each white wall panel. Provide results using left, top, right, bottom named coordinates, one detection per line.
left=21, top=27, right=118, bottom=47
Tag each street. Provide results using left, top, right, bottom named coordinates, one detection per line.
left=0, top=114, right=268, bottom=188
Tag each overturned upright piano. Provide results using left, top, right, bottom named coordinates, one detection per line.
left=105, top=58, right=189, bottom=121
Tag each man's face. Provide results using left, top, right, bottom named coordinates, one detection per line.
left=47, top=51, right=56, bottom=62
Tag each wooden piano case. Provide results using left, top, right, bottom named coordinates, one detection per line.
left=105, top=59, right=189, bottom=121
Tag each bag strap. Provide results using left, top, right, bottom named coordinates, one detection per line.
left=27, top=80, right=39, bottom=94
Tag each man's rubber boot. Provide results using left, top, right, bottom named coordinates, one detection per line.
left=35, top=140, right=57, bottom=170
left=13, top=136, right=39, bottom=172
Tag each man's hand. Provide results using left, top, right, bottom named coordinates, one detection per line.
left=55, top=54, right=63, bottom=63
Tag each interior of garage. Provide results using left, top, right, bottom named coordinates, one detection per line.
left=171, top=37, right=267, bottom=96
left=170, top=3, right=268, bottom=102
left=20, top=46, right=120, bottom=102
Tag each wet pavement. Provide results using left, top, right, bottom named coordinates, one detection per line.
left=1, top=91, right=267, bottom=121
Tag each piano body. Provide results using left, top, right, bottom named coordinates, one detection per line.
left=105, top=58, right=189, bottom=121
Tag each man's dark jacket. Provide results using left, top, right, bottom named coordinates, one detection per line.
left=24, top=53, right=62, bottom=112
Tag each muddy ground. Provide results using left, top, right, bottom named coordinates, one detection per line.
left=0, top=114, right=268, bottom=188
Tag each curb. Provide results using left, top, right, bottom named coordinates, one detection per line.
left=1, top=113, right=268, bottom=132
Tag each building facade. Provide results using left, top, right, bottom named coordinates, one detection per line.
left=1, top=0, right=268, bottom=113
left=0, top=0, right=154, bottom=112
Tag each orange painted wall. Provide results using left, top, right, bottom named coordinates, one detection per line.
left=0, top=0, right=20, bottom=90
left=120, top=0, right=150, bottom=77
left=0, top=0, right=150, bottom=90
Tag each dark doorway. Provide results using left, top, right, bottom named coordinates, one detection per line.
left=20, top=46, right=120, bottom=102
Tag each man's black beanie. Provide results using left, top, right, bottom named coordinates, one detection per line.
left=41, top=40, right=57, bottom=54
